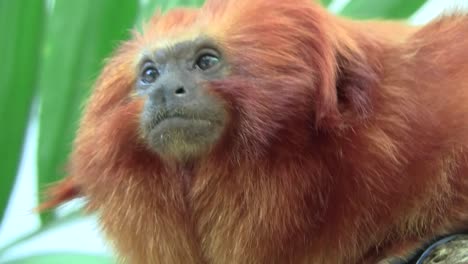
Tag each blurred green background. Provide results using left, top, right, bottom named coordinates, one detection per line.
left=0, top=0, right=465, bottom=263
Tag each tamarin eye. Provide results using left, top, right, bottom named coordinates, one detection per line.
left=141, top=67, right=159, bottom=84
left=195, top=54, right=220, bottom=71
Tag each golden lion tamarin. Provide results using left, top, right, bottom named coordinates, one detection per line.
left=42, top=0, right=468, bottom=263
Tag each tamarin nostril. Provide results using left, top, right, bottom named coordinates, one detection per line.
left=175, top=86, right=186, bottom=95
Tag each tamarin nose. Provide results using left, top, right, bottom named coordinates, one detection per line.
left=163, top=82, right=189, bottom=103
left=148, top=76, right=191, bottom=106
left=160, top=74, right=189, bottom=101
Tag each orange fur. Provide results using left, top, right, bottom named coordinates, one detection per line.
left=45, top=1, right=468, bottom=263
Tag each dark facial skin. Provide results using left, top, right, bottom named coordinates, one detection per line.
left=136, top=38, right=227, bottom=161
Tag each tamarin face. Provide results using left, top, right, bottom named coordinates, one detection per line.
left=130, top=0, right=337, bottom=162
left=136, top=37, right=227, bottom=160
